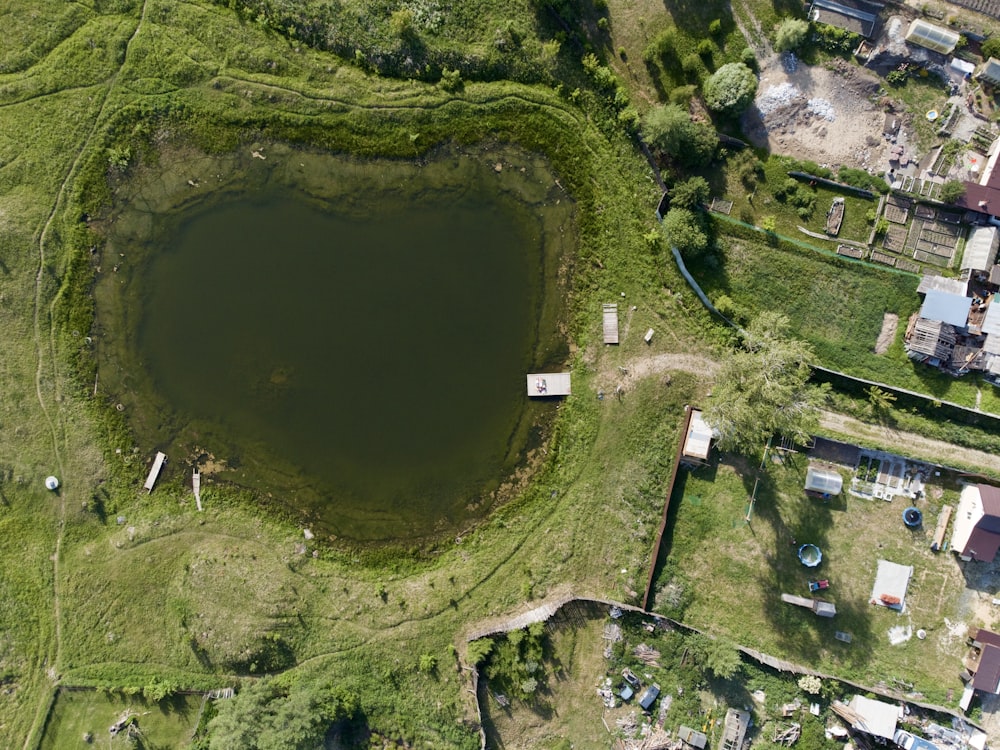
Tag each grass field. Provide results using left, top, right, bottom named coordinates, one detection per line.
left=39, top=690, right=202, bottom=750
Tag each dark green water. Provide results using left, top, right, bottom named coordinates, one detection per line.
left=97, top=147, right=571, bottom=540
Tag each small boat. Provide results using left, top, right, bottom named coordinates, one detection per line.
left=825, top=197, right=845, bottom=236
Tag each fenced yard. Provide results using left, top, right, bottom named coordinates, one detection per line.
left=650, top=444, right=979, bottom=708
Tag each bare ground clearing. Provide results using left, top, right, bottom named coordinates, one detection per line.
left=745, top=56, right=890, bottom=172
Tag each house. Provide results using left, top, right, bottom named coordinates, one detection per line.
left=638, top=683, right=660, bottom=710
left=950, top=484, right=1000, bottom=561
left=720, top=709, right=751, bottom=750
left=679, top=726, right=709, bottom=749
left=904, top=19, right=960, bottom=55
left=978, top=57, right=1000, bottom=87
left=805, top=465, right=843, bottom=496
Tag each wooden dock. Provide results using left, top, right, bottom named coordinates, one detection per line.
left=602, top=303, right=619, bottom=344
left=193, top=469, right=202, bottom=512
left=526, top=372, right=571, bottom=397
left=143, top=451, right=167, bottom=493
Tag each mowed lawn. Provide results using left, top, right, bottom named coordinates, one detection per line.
left=40, top=689, right=202, bottom=750
left=653, top=447, right=971, bottom=707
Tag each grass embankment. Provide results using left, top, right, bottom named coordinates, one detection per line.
left=2, top=0, right=727, bottom=746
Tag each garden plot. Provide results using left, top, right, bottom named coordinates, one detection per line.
left=851, top=450, right=930, bottom=501
left=907, top=218, right=964, bottom=266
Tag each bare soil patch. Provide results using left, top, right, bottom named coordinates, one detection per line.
left=874, top=312, right=899, bottom=354
left=745, top=56, right=889, bottom=171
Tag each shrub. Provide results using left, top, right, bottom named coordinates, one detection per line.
left=741, top=47, right=758, bottom=70
left=982, top=36, right=1000, bottom=60
left=703, top=62, right=758, bottom=115
left=663, top=207, right=709, bottom=256
left=669, top=84, right=698, bottom=106
left=775, top=18, right=810, bottom=52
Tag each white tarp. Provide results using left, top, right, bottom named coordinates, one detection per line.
left=870, top=560, right=913, bottom=610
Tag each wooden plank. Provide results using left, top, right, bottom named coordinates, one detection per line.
left=143, top=451, right=167, bottom=493
left=526, top=372, right=571, bottom=396
left=602, top=303, right=619, bottom=344
left=931, top=504, right=952, bottom=551
left=193, top=469, right=202, bottom=512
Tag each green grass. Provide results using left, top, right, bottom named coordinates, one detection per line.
left=39, top=689, right=202, bottom=750
left=684, top=230, right=998, bottom=408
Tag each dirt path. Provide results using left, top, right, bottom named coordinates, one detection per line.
left=596, top=348, right=1000, bottom=473
left=817, top=411, right=1000, bottom=474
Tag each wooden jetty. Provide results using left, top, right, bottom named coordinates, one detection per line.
left=193, top=469, right=202, bottom=512
left=526, top=372, right=571, bottom=397
left=825, top=197, right=845, bottom=236
left=602, top=303, right=619, bottom=344
left=143, top=451, right=167, bottom=493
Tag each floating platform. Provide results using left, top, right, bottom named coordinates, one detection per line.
left=602, top=303, right=619, bottom=344
left=527, top=372, right=571, bottom=397
left=143, top=451, right=167, bottom=493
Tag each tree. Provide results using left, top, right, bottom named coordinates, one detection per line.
left=662, top=207, right=709, bottom=256
left=670, top=176, right=710, bottom=210
left=704, top=312, right=827, bottom=455
left=642, top=104, right=718, bottom=167
left=692, top=635, right=742, bottom=679
left=208, top=678, right=357, bottom=750
left=982, top=36, right=1000, bottom=60
left=940, top=179, right=966, bottom=204
left=702, top=63, right=758, bottom=116
left=775, top=18, right=810, bottom=52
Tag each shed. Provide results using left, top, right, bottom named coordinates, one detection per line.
left=638, top=683, right=660, bottom=710
left=805, top=466, right=843, bottom=496
left=963, top=226, right=1000, bottom=272
left=683, top=409, right=717, bottom=462
left=906, top=318, right=957, bottom=361
left=920, top=290, right=972, bottom=328
left=870, top=560, right=913, bottom=610
left=720, top=709, right=751, bottom=750
left=973, top=643, right=1000, bottom=693
left=983, top=300, right=1000, bottom=338
left=979, top=57, right=1000, bottom=87
left=905, top=19, right=960, bottom=54
left=679, top=726, right=708, bottom=749
left=917, top=274, right=969, bottom=296
left=808, top=0, right=879, bottom=37
left=847, top=695, right=900, bottom=740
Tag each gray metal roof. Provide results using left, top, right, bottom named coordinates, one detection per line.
left=920, top=290, right=972, bottom=327
left=963, top=226, right=1000, bottom=272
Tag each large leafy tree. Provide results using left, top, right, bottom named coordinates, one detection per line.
left=704, top=312, right=827, bottom=455
left=642, top=104, right=719, bottom=167
left=702, top=62, right=758, bottom=116
left=662, top=207, right=709, bottom=256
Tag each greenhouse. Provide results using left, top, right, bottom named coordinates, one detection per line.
left=805, top=466, right=843, bottom=496
left=905, top=19, right=960, bottom=55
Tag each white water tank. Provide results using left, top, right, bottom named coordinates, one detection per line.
left=44, top=476, right=59, bottom=491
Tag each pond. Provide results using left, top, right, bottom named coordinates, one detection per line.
left=94, top=144, right=573, bottom=541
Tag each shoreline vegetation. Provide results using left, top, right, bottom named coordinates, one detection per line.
left=5, top=0, right=1000, bottom=746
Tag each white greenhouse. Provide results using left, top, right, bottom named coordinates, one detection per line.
left=805, top=466, right=843, bottom=496
left=905, top=19, right=960, bottom=55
